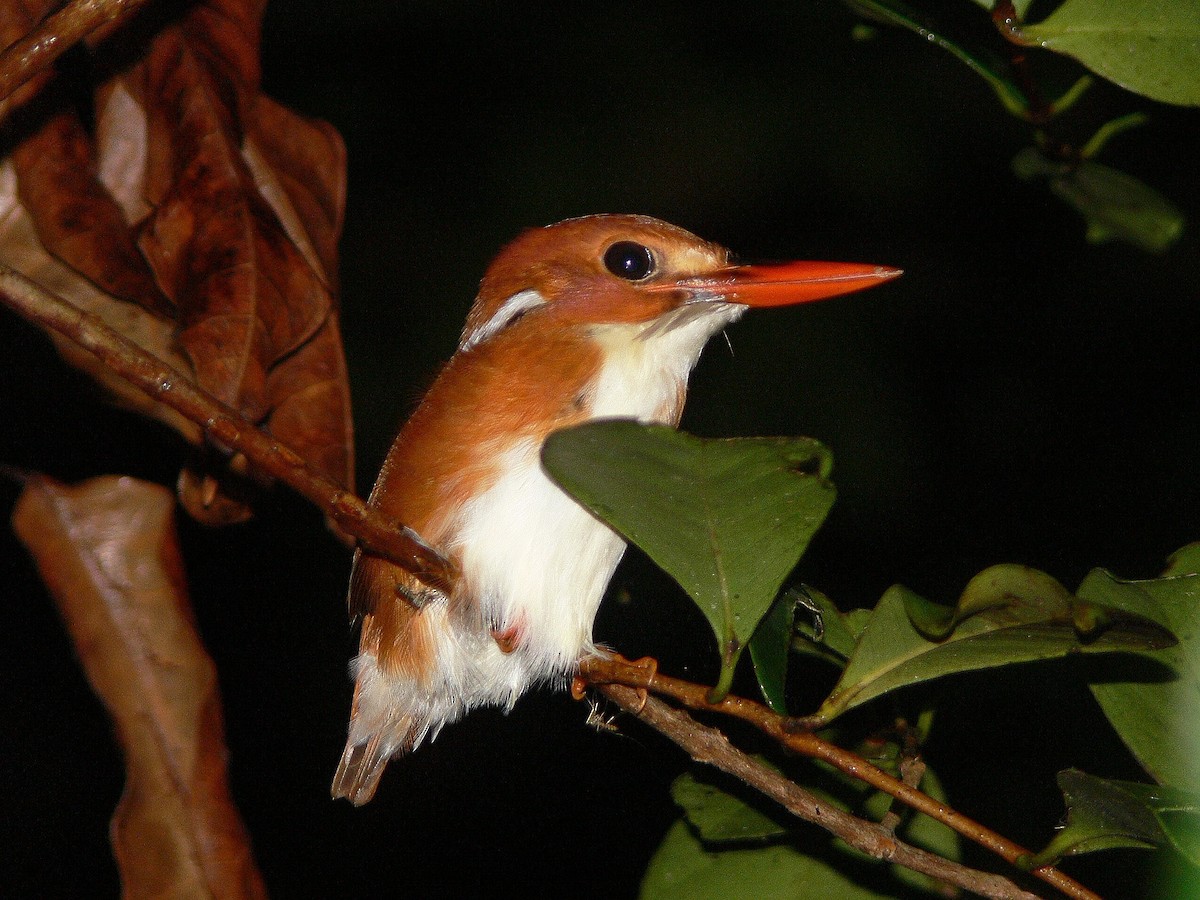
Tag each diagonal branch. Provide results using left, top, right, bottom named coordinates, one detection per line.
left=0, top=264, right=458, bottom=596
left=581, top=656, right=1100, bottom=900
left=0, top=0, right=157, bottom=119
left=598, top=683, right=1042, bottom=900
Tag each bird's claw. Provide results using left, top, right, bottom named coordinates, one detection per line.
left=613, top=654, right=657, bottom=714
left=570, top=653, right=658, bottom=712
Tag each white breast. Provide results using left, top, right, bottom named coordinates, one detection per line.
left=449, top=300, right=747, bottom=697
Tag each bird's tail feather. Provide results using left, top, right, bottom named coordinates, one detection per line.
left=331, top=730, right=401, bottom=806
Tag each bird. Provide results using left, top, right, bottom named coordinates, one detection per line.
left=331, top=214, right=900, bottom=804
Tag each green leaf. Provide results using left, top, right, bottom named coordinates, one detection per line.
left=671, top=772, right=788, bottom=843
left=1031, top=770, right=1200, bottom=866
left=641, top=820, right=896, bottom=900
left=748, top=594, right=796, bottom=713
left=1085, top=548, right=1200, bottom=790
left=542, top=421, right=835, bottom=700
left=1012, top=148, right=1185, bottom=253
left=1021, top=0, right=1200, bottom=106
left=811, top=564, right=1175, bottom=724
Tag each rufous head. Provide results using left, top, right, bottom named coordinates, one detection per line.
left=459, top=214, right=900, bottom=350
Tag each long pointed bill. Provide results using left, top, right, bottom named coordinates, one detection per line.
left=654, top=260, right=902, bottom=308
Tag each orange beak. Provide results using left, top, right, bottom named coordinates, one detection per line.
left=652, top=260, right=903, bottom=308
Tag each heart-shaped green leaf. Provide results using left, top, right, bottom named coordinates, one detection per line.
left=542, top=421, right=835, bottom=701
left=810, top=564, right=1175, bottom=724
left=1085, top=544, right=1200, bottom=790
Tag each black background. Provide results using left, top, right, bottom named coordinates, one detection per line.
left=2, top=2, right=1199, bottom=896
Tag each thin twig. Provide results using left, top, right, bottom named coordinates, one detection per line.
left=598, top=685, right=1041, bottom=900
left=581, top=657, right=1100, bottom=900
left=0, top=0, right=156, bottom=116
left=0, top=265, right=458, bottom=595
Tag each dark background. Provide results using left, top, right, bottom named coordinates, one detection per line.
left=2, top=1, right=1198, bottom=896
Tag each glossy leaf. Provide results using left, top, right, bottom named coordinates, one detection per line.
left=543, top=421, right=835, bottom=700
left=12, top=476, right=266, bottom=898
left=811, top=564, right=1175, bottom=724
left=1086, top=545, right=1200, bottom=790
left=0, top=0, right=354, bottom=525
left=1031, top=770, right=1200, bottom=866
left=1022, top=0, right=1200, bottom=106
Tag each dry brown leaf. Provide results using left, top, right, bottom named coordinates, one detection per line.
left=136, top=26, right=328, bottom=421
left=0, top=0, right=355, bottom=523
left=0, top=158, right=201, bottom=443
left=12, top=475, right=267, bottom=899
left=266, top=312, right=354, bottom=495
left=12, top=104, right=173, bottom=317
left=245, top=94, right=347, bottom=291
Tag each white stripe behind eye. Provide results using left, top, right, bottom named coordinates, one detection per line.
left=460, top=289, right=547, bottom=351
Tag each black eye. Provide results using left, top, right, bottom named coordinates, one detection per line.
left=603, top=241, right=655, bottom=281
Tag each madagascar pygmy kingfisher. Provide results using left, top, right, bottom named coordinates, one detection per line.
left=332, top=214, right=900, bottom=804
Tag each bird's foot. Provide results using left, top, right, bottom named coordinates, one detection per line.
left=571, top=653, right=657, bottom=712
left=617, top=655, right=658, bottom=713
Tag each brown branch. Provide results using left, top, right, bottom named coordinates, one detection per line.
left=0, top=265, right=459, bottom=596
left=581, top=657, right=1101, bottom=900
left=0, top=0, right=156, bottom=116
left=598, top=684, right=1041, bottom=900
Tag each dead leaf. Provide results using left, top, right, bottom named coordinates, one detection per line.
left=0, top=0, right=355, bottom=523
left=266, top=312, right=355, bottom=493
left=12, top=103, right=173, bottom=317
left=0, top=157, right=200, bottom=443
left=12, top=475, right=267, bottom=899
left=244, top=94, right=347, bottom=291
